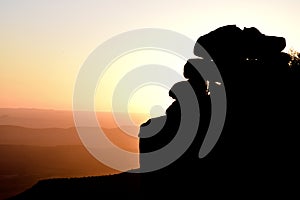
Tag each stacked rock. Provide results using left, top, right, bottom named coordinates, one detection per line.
left=139, top=25, right=297, bottom=181
left=139, top=56, right=212, bottom=173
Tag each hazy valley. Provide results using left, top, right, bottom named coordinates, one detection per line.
left=0, top=108, right=142, bottom=199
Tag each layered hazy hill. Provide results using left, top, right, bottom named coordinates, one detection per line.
left=0, top=108, right=146, bottom=129
left=0, top=108, right=144, bottom=200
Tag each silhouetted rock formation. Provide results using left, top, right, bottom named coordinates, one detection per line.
left=139, top=25, right=299, bottom=193
left=139, top=59, right=211, bottom=172
left=194, top=25, right=294, bottom=164
left=10, top=25, right=299, bottom=199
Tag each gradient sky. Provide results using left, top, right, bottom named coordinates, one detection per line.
left=1, top=0, right=299, bottom=113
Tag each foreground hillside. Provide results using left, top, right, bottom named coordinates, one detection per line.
left=8, top=173, right=141, bottom=199
left=8, top=166, right=298, bottom=199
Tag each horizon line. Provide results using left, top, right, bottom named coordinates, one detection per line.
left=0, top=107, right=150, bottom=115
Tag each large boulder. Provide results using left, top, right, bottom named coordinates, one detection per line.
left=139, top=25, right=297, bottom=191
left=194, top=24, right=286, bottom=60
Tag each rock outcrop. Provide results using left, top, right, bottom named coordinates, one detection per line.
left=139, top=25, right=298, bottom=189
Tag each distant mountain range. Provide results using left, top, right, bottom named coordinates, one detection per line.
left=0, top=108, right=143, bottom=199
left=0, top=125, right=139, bottom=150
left=0, top=108, right=148, bottom=129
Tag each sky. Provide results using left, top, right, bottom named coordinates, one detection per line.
left=1, top=0, right=299, bottom=114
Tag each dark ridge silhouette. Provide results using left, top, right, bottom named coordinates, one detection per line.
left=8, top=25, right=299, bottom=198
left=8, top=174, right=141, bottom=200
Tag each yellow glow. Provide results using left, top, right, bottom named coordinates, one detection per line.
left=128, top=85, right=174, bottom=116
left=94, top=49, right=186, bottom=113
left=1, top=0, right=299, bottom=111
